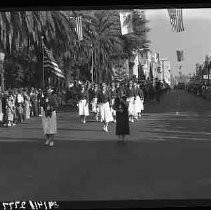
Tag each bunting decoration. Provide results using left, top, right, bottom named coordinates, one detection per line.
left=119, top=11, right=133, bottom=35
left=168, top=9, right=185, bottom=32
left=176, top=50, right=184, bottom=62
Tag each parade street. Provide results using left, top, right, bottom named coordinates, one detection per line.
left=1, top=90, right=211, bottom=201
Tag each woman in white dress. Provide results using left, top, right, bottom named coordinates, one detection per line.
left=77, top=84, right=89, bottom=124
left=134, top=83, right=144, bottom=119
left=42, top=88, right=58, bottom=147
left=97, top=83, right=113, bottom=132
left=126, top=81, right=135, bottom=123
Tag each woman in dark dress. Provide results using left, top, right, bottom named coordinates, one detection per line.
left=114, top=95, right=130, bottom=143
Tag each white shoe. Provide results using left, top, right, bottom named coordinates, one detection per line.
left=131, top=118, right=134, bottom=123
left=83, top=120, right=86, bottom=124
left=8, top=123, right=11, bottom=127
left=49, top=141, right=54, bottom=147
left=105, top=126, right=108, bottom=132
left=45, top=139, right=50, bottom=145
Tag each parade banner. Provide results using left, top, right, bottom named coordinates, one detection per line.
left=176, top=50, right=184, bottom=62
left=112, top=59, right=129, bottom=81
left=119, top=11, right=133, bottom=35
left=75, top=16, right=83, bottom=41
left=168, top=9, right=185, bottom=32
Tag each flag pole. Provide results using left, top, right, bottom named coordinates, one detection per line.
left=41, top=36, right=45, bottom=90
left=91, top=44, right=94, bottom=83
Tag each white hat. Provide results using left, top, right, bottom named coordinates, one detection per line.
left=47, top=88, right=53, bottom=94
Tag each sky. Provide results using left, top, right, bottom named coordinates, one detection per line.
left=145, top=8, right=211, bottom=76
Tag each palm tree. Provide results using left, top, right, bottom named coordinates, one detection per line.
left=0, top=10, right=77, bottom=88
left=76, top=10, right=124, bottom=83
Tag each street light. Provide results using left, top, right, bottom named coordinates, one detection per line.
left=0, top=52, right=5, bottom=92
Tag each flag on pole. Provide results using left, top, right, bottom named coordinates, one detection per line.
left=168, top=9, right=185, bottom=32
left=176, top=50, right=184, bottom=62
left=119, top=11, right=133, bottom=35
left=75, top=16, right=83, bottom=41
left=43, top=44, right=65, bottom=79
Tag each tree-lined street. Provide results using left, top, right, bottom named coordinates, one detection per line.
left=1, top=90, right=211, bottom=201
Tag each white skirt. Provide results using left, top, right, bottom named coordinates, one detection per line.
left=127, top=97, right=136, bottom=116
left=134, top=96, right=144, bottom=113
left=91, top=98, right=99, bottom=113
left=78, top=99, right=89, bottom=116
left=110, top=98, right=116, bottom=116
left=99, top=102, right=113, bottom=123
left=42, top=111, right=57, bottom=134
left=24, top=101, right=31, bottom=119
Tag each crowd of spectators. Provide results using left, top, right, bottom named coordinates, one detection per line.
left=0, top=87, right=65, bottom=127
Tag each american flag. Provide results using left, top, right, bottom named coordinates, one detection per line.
left=168, top=9, right=185, bottom=32
left=75, top=16, right=83, bottom=41
left=43, top=44, right=65, bottom=79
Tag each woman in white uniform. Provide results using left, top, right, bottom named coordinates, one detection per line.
left=77, top=84, right=89, bottom=124
left=97, top=83, right=113, bottom=132
left=42, top=88, right=58, bottom=147
left=134, top=83, right=144, bottom=119
left=126, top=81, right=135, bottom=123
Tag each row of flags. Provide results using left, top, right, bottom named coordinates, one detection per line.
left=72, top=9, right=185, bottom=39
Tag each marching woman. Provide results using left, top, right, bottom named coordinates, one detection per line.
left=77, top=83, right=89, bottom=124
left=42, top=88, right=58, bottom=147
left=113, top=94, right=130, bottom=144
left=97, top=83, right=113, bottom=132
left=110, top=82, right=117, bottom=123
left=126, top=81, right=135, bottom=123
left=90, top=84, right=99, bottom=121
left=134, top=82, right=144, bottom=119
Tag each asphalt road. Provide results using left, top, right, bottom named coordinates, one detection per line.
left=1, top=89, right=211, bottom=201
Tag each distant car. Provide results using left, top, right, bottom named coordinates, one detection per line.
left=177, top=82, right=185, bottom=89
